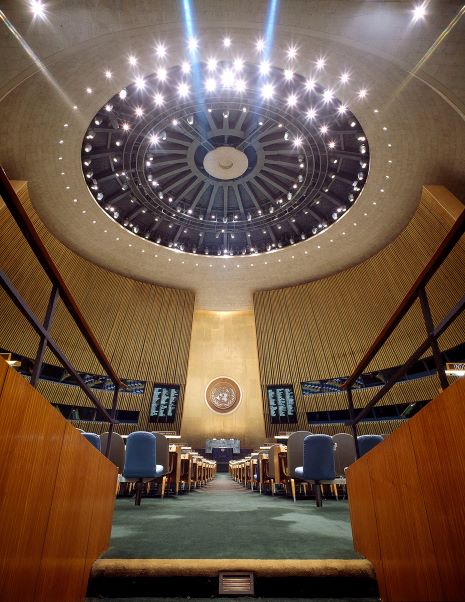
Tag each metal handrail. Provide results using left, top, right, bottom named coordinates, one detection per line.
left=0, top=166, right=125, bottom=453
left=341, top=205, right=465, bottom=457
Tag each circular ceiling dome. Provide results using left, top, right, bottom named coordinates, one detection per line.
left=81, top=61, right=370, bottom=256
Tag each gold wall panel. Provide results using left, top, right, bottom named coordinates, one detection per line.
left=181, top=310, right=266, bottom=449
left=0, top=182, right=194, bottom=435
left=254, top=186, right=465, bottom=437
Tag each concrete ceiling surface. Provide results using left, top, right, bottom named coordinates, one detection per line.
left=0, top=0, right=464, bottom=310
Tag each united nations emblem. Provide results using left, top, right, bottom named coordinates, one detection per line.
left=205, top=377, right=242, bottom=414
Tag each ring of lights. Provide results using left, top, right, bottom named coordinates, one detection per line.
left=82, top=61, right=370, bottom=256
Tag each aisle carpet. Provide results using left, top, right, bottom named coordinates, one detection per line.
left=103, top=474, right=359, bottom=559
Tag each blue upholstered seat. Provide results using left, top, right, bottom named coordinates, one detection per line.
left=358, top=434, right=383, bottom=457
left=123, top=431, right=164, bottom=505
left=294, top=434, right=336, bottom=507
left=82, top=432, right=101, bottom=451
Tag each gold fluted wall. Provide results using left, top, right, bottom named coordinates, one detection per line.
left=0, top=182, right=194, bottom=435
left=254, top=186, right=465, bottom=437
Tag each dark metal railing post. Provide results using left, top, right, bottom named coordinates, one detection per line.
left=347, top=387, right=360, bottom=458
left=104, top=385, right=120, bottom=459
left=418, top=287, right=449, bottom=390
left=30, top=284, right=59, bottom=387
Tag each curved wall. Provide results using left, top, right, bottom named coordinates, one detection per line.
left=0, top=182, right=195, bottom=435
left=254, top=186, right=465, bottom=437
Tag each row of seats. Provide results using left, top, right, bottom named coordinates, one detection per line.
left=80, top=430, right=216, bottom=505
left=230, top=432, right=384, bottom=507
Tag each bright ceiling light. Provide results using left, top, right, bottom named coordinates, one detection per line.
left=207, top=57, right=218, bottom=72
left=181, top=61, right=191, bottom=74
left=284, top=69, right=294, bottom=81
left=155, top=43, right=167, bottom=59
left=119, top=89, right=127, bottom=99
left=287, top=45, right=298, bottom=60
left=322, top=88, right=334, bottom=103
left=337, top=103, right=348, bottom=115
left=105, top=70, right=112, bottom=79
left=328, top=140, right=336, bottom=149
left=412, top=3, right=427, bottom=20
left=287, top=93, right=298, bottom=108
left=178, top=82, right=190, bottom=98
left=30, top=0, right=45, bottom=18
left=157, top=67, right=167, bottom=82
left=320, top=124, right=328, bottom=134
left=205, top=77, right=217, bottom=92
left=128, top=55, right=137, bottom=66
left=315, top=57, right=326, bottom=70
left=261, top=82, right=275, bottom=100
left=340, top=72, right=350, bottom=84
left=223, top=36, right=231, bottom=48
left=233, top=58, right=244, bottom=72
left=304, top=78, right=315, bottom=92
left=358, top=88, right=368, bottom=99
left=256, top=38, right=265, bottom=52
left=135, top=76, right=145, bottom=90
left=221, top=68, right=234, bottom=87
left=122, top=122, right=130, bottom=131
left=259, top=60, right=270, bottom=76
left=153, top=92, right=164, bottom=106
left=187, top=37, right=198, bottom=51
left=306, top=107, right=317, bottom=120
left=293, top=136, right=303, bottom=147
left=135, top=106, right=144, bottom=117
left=149, top=134, right=159, bottom=145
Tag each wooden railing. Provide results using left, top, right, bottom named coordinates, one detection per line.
left=341, top=205, right=465, bottom=456
left=0, top=166, right=125, bottom=452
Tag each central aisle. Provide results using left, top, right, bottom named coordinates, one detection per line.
left=104, top=474, right=359, bottom=559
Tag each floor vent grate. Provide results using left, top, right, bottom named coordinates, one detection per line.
left=219, top=571, right=254, bottom=595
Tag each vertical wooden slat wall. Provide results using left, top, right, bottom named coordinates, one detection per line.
left=253, top=186, right=465, bottom=437
left=0, top=183, right=195, bottom=435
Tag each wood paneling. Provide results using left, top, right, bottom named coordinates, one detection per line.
left=254, top=186, right=465, bottom=437
left=0, top=182, right=194, bottom=435
left=0, top=358, right=117, bottom=601
left=347, top=376, right=465, bottom=601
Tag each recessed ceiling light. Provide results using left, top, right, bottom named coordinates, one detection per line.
left=155, top=43, right=167, bottom=59
left=255, top=38, right=265, bottom=53
left=187, top=37, right=198, bottom=52
left=412, top=3, right=427, bottom=21
left=315, top=57, right=326, bottom=70
left=30, top=1, right=45, bottom=18
left=128, top=55, right=137, bottom=66
left=223, top=36, right=231, bottom=48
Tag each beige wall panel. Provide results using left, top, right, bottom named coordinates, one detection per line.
left=181, top=310, right=265, bottom=450
left=254, top=186, right=465, bottom=437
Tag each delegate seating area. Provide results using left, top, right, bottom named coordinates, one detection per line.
left=230, top=432, right=384, bottom=506
left=79, top=430, right=216, bottom=505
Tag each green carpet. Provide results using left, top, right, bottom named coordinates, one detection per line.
left=103, top=474, right=359, bottom=560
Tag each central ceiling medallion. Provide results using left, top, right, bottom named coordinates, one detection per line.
left=203, top=146, right=249, bottom=180
left=81, top=61, right=370, bottom=256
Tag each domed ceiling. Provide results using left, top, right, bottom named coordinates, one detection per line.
left=0, top=1, right=464, bottom=309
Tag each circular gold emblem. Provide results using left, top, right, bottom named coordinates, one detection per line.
left=205, top=377, right=242, bottom=414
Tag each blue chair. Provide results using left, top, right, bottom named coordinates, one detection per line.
left=358, top=435, right=383, bottom=457
left=295, top=434, right=336, bottom=507
left=82, top=432, right=101, bottom=451
left=123, top=431, right=164, bottom=505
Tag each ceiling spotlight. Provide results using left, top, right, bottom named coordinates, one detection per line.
left=155, top=42, right=167, bottom=59
left=233, top=58, right=244, bottom=72
left=30, top=0, right=45, bottom=18
left=187, top=37, right=198, bottom=51
left=293, top=136, right=303, bottom=147
left=223, top=36, right=231, bottom=47
left=304, top=78, right=315, bottom=92
left=340, top=72, right=350, bottom=84
left=135, top=106, right=144, bottom=117
left=119, top=89, right=127, bottom=99
left=135, top=76, right=145, bottom=90
left=122, top=122, right=130, bottom=131
left=178, top=82, right=190, bottom=98
left=358, top=88, right=368, bottom=99
left=153, top=92, right=164, bottom=106
left=172, top=118, right=179, bottom=126
left=286, top=93, right=298, bottom=108
left=207, top=57, right=218, bottom=72
left=86, top=87, right=92, bottom=94
left=157, top=67, right=167, bottom=82
left=105, top=70, right=112, bottom=79
left=306, top=107, right=317, bottom=120
left=181, top=61, right=191, bottom=74
left=322, top=89, right=334, bottom=103
left=315, top=57, right=326, bottom=70
left=261, top=82, right=274, bottom=100
left=105, top=103, right=113, bottom=112
left=256, top=38, right=265, bottom=52
left=284, top=69, right=294, bottom=81
left=221, top=68, right=234, bottom=88
left=236, top=78, right=247, bottom=93
left=328, top=140, right=336, bottom=149
left=187, top=115, right=194, bottom=125
left=320, top=124, right=328, bottom=134
left=412, top=3, right=427, bottom=21
left=287, top=45, right=298, bottom=60
left=337, top=104, right=348, bottom=115
left=259, top=60, right=271, bottom=76
left=205, top=77, right=217, bottom=92
left=128, top=55, right=137, bottom=66
left=223, top=110, right=229, bottom=119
